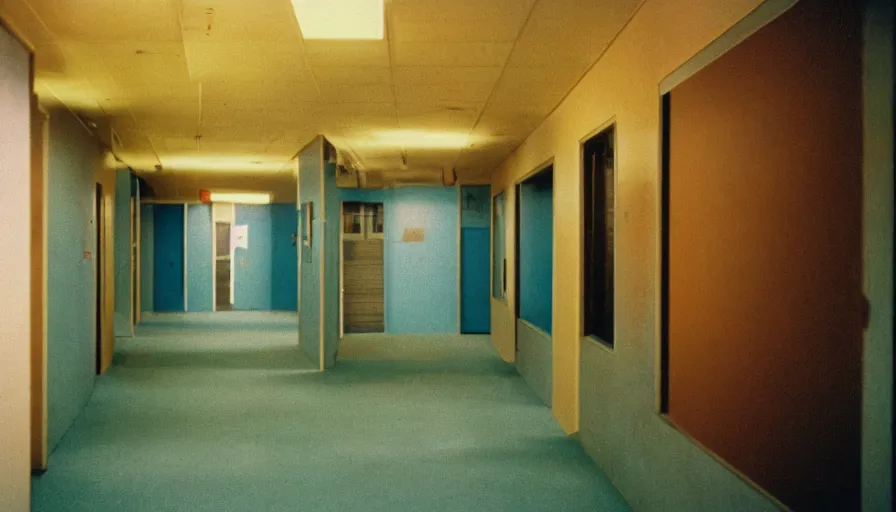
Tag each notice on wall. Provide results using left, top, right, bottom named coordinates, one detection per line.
left=401, top=227, right=425, bottom=243
left=231, top=224, right=249, bottom=251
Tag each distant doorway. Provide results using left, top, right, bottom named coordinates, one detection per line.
left=341, top=202, right=385, bottom=333
left=459, top=186, right=491, bottom=334
left=215, top=222, right=233, bottom=311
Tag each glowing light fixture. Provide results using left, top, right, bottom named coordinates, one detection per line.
left=291, top=0, right=384, bottom=40
left=356, top=130, right=474, bottom=149
left=209, top=192, right=272, bottom=205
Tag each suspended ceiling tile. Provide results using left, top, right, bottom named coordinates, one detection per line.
left=27, top=0, right=182, bottom=42
left=101, top=44, right=192, bottom=86
left=303, top=40, right=391, bottom=67
left=488, top=76, right=571, bottom=110
left=474, top=107, right=543, bottom=138
left=499, top=65, right=587, bottom=87
left=505, top=39, right=598, bottom=68
left=392, top=42, right=514, bottom=67
left=391, top=0, right=535, bottom=21
left=527, top=0, right=641, bottom=24
left=180, top=0, right=301, bottom=43
left=313, top=66, right=392, bottom=84
left=392, top=66, right=503, bottom=85
left=395, top=82, right=492, bottom=104
left=0, top=0, right=56, bottom=46
left=388, top=17, right=524, bottom=43
left=318, top=84, right=395, bottom=104
left=184, top=42, right=310, bottom=82
left=397, top=105, right=480, bottom=131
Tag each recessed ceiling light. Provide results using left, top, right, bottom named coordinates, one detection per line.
left=209, top=192, right=272, bottom=205
left=291, top=0, right=384, bottom=40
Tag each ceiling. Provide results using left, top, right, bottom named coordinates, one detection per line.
left=0, top=0, right=642, bottom=187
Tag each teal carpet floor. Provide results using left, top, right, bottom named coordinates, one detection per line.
left=32, top=313, right=629, bottom=512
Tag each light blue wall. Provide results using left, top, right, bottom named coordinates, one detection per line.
left=385, top=187, right=459, bottom=334
left=140, top=205, right=154, bottom=313
left=234, top=205, right=274, bottom=311
left=492, top=192, right=506, bottom=301
left=518, top=176, right=553, bottom=335
left=187, top=204, right=214, bottom=312
left=298, top=138, right=323, bottom=366
left=113, top=170, right=132, bottom=336
left=339, top=186, right=460, bottom=334
left=271, top=204, right=298, bottom=311
left=46, top=109, right=97, bottom=451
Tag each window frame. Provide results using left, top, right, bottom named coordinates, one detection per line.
left=581, top=121, right=617, bottom=349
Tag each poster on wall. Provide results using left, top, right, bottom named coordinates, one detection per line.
left=230, top=225, right=248, bottom=251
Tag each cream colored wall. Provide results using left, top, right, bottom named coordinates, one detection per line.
left=0, top=20, right=32, bottom=512
left=490, top=183, right=517, bottom=363
left=96, top=158, right=117, bottom=373
left=491, top=0, right=768, bottom=433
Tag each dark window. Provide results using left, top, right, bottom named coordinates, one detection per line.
left=583, top=125, right=615, bottom=345
left=342, top=202, right=363, bottom=234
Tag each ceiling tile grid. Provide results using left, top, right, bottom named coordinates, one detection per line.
left=0, top=0, right=642, bottom=186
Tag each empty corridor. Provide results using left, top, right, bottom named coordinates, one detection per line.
left=32, top=314, right=628, bottom=511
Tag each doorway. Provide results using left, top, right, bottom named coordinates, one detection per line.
left=213, top=203, right=235, bottom=312
left=459, top=186, right=491, bottom=334
left=95, top=183, right=104, bottom=374
left=341, top=202, right=384, bottom=333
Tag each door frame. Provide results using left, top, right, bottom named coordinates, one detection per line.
left=30, top=100, right=49, bottom=472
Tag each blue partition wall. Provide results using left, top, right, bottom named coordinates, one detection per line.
left=518, top=170, right=553, bottom=334
left=298, top=138, right=323, bottom=366
left=460, top=185, right=491, bottom=333
left=186, top=204, right=214, bottom=312
left=153, top=204, right=185, bottom=312
left=45, top=109, right=98, bottom=450
left=385, top=186, right=459, bottom=334
left=140, top=204, right=154, bottom=313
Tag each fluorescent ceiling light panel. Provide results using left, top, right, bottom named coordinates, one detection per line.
left=292, top=0, right=384, bottom=40
left=210, top=192, right=272, bottom=205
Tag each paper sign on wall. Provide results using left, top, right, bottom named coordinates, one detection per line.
left=231, top=225, right=249, bottom=251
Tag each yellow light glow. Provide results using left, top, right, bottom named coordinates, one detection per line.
left=160, top=155, right=288, bottom=173
left=209, top=192, right=272, bottom=205
left=291, top=0, right=384, bottom=40
left=355, top=130, right=474, bottom=149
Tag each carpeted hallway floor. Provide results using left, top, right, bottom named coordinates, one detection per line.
left=32, top=313, right=629, bottom=512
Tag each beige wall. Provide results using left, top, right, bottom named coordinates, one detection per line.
left=491, top=0, right=892, bottom=509
left=0, top=20, right=32, bottom=512
left=491, top=0, right=768, bottom=434
left=96, top=152, right=116, bottom=373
